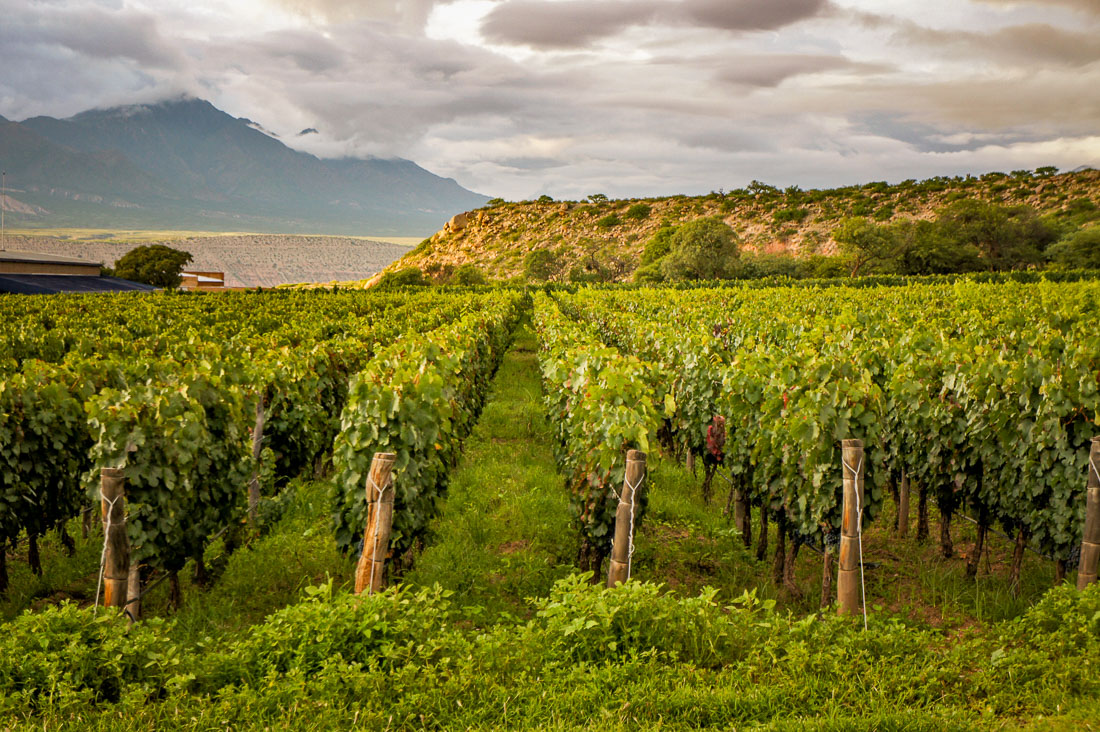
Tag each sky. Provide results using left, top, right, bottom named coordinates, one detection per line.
left=1, top=0, right=1098, bottom=200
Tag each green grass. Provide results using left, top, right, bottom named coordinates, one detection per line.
left=403, top=323, right=576, bottom=617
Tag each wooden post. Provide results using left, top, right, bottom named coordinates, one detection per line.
left=608, top=450, right=646, bottom=587
left=126, top=564, right=142, bottom=622
left=100, top=468, right=130, bottom=609
left=1076, top=437, right=1100, bottom=590
left=248, top=398, right=265, bottom=523
left=897, top=472, right=910, bottom=538
left=354, top=453, right=398, bottom=595
left=837, top=439, right=864, bottom=617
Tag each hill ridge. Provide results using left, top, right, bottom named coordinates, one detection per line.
left=394, top=168, right=1100, bottom=281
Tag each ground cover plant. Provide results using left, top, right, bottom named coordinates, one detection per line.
left=1, top=281, right=1099, bottom=729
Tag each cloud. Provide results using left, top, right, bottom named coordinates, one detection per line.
left=267, top=0, right=455, bottom=32
left=710, top=53, right=878, bottom=88
left=681, top=0, right=829, bottom=32
left=894, top=20, right=1100, bottom=68
left=480, top=0, right=830, bottom=49
left=973, top=0, right=1100, bottom=15
left=0, top=0, right=1096, bottom=204
left=480, top=1, right=659, bottom=49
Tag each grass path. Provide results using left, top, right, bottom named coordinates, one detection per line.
left=403, top=322, right=576, bottom=617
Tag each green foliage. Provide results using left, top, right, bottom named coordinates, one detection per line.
left=533, top=294, right=661, bottom=569
left=936, top=199, right=1056, bottom=269
left=449, top=264, right=488, bottom=285
left=537, top=194, right=554, bottom=203
left=772, top=207, right=808, bottom=225
left=660, top=218, right=740, bottom=281
left=376, top=267, right=429, bottom=288
left=640, top=226, right=675, bottom=266
left=891, top=219, right=981, bottom=275
left=523, top=248, right=563, bottom=282
left=596, top=213, right=622, bottom=228
left=832, top=217, right=897, bottom=276
left=113, top=244, right=193, bottom=289
left=0, top=604, right=178, bottom=716
left=330, top=300, right=520, bottom=557
left=624, top=203, right=652, bottom=220
left=633, top=261, right=666, bottom=283
left=85, top=360, right=255, bottom=572
left=1048, top=225, right=1100, bottom=269
left=587, top=193, right=609, bottom=203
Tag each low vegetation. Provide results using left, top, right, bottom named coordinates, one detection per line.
left=393, top=167, right=1100, bottom=284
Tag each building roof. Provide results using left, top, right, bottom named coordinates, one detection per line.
left=0, top=249, right=103, bottom=267
left=0, top=275, right=157, bottom=294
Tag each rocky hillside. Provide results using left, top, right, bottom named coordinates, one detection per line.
left=394, top=168, right=1100, bottom=281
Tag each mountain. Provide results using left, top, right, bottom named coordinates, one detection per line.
left=390, top=169, right=1100, bottom=282
left=1, top=98, right=488, bottom=235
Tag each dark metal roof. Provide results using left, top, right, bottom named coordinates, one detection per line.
left=0, top=250, right=104, bottom=266
left=0, top=275, right=157, bottom=294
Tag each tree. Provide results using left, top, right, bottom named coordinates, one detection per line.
left=659, top=218, right=739, bottom=281
left=523, top=248, right=563, bottom=282
left=641, top=226, right=676, bottom=266
left=936, top=200, right=1053, bottom=270
left=1048, top=225, right=1100, bottom=269
left=832, top=217, right=897, bottom=276
left=891, top=219, right=981, bottom=275
left=113, top=245, right=193, bottom=288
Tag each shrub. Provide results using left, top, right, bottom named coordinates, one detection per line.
left=772, top=207, right=808, bottom=225
left=1048, top=225, right=1100, bottom=268
left=0, top=604, right=179, bottom=716
left=376, top=267, right=429, bottom=288
left=523, top=249, right=563, bottom=282
left=449, top=264, right=488, bottom=286
left=596, top=214, right=622, bottom=229
left=624, top=203, right=652, bottom=220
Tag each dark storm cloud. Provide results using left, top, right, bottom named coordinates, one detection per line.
left=853, top=112, right=1047, bottom=154
left=480, top=1, right=660, bottom=49
left=481, top=0, right=831, bottom=49
left=681, top=0, right=829, bottom=33
left=0, top=0, right=188, bottom=118
left=0, top=1, right=181, bottom=68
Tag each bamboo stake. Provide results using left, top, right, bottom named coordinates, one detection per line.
left=248, top=398, right=265, bottom=523
left=354, top=452, right=398, bottom=595
left=100, top=468, right=130, bottom=609
left=821, top=542, right=834, bottom=609
left=897, top=472, right=910, bottom=538
left=607, top=450, right=646, bottom=587
left=837, top=439, right=864, bottom=618
left=1076, top=437, right=1100, bottom=590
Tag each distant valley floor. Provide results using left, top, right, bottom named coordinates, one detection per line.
left=0, top=233, right=414, bottom=288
